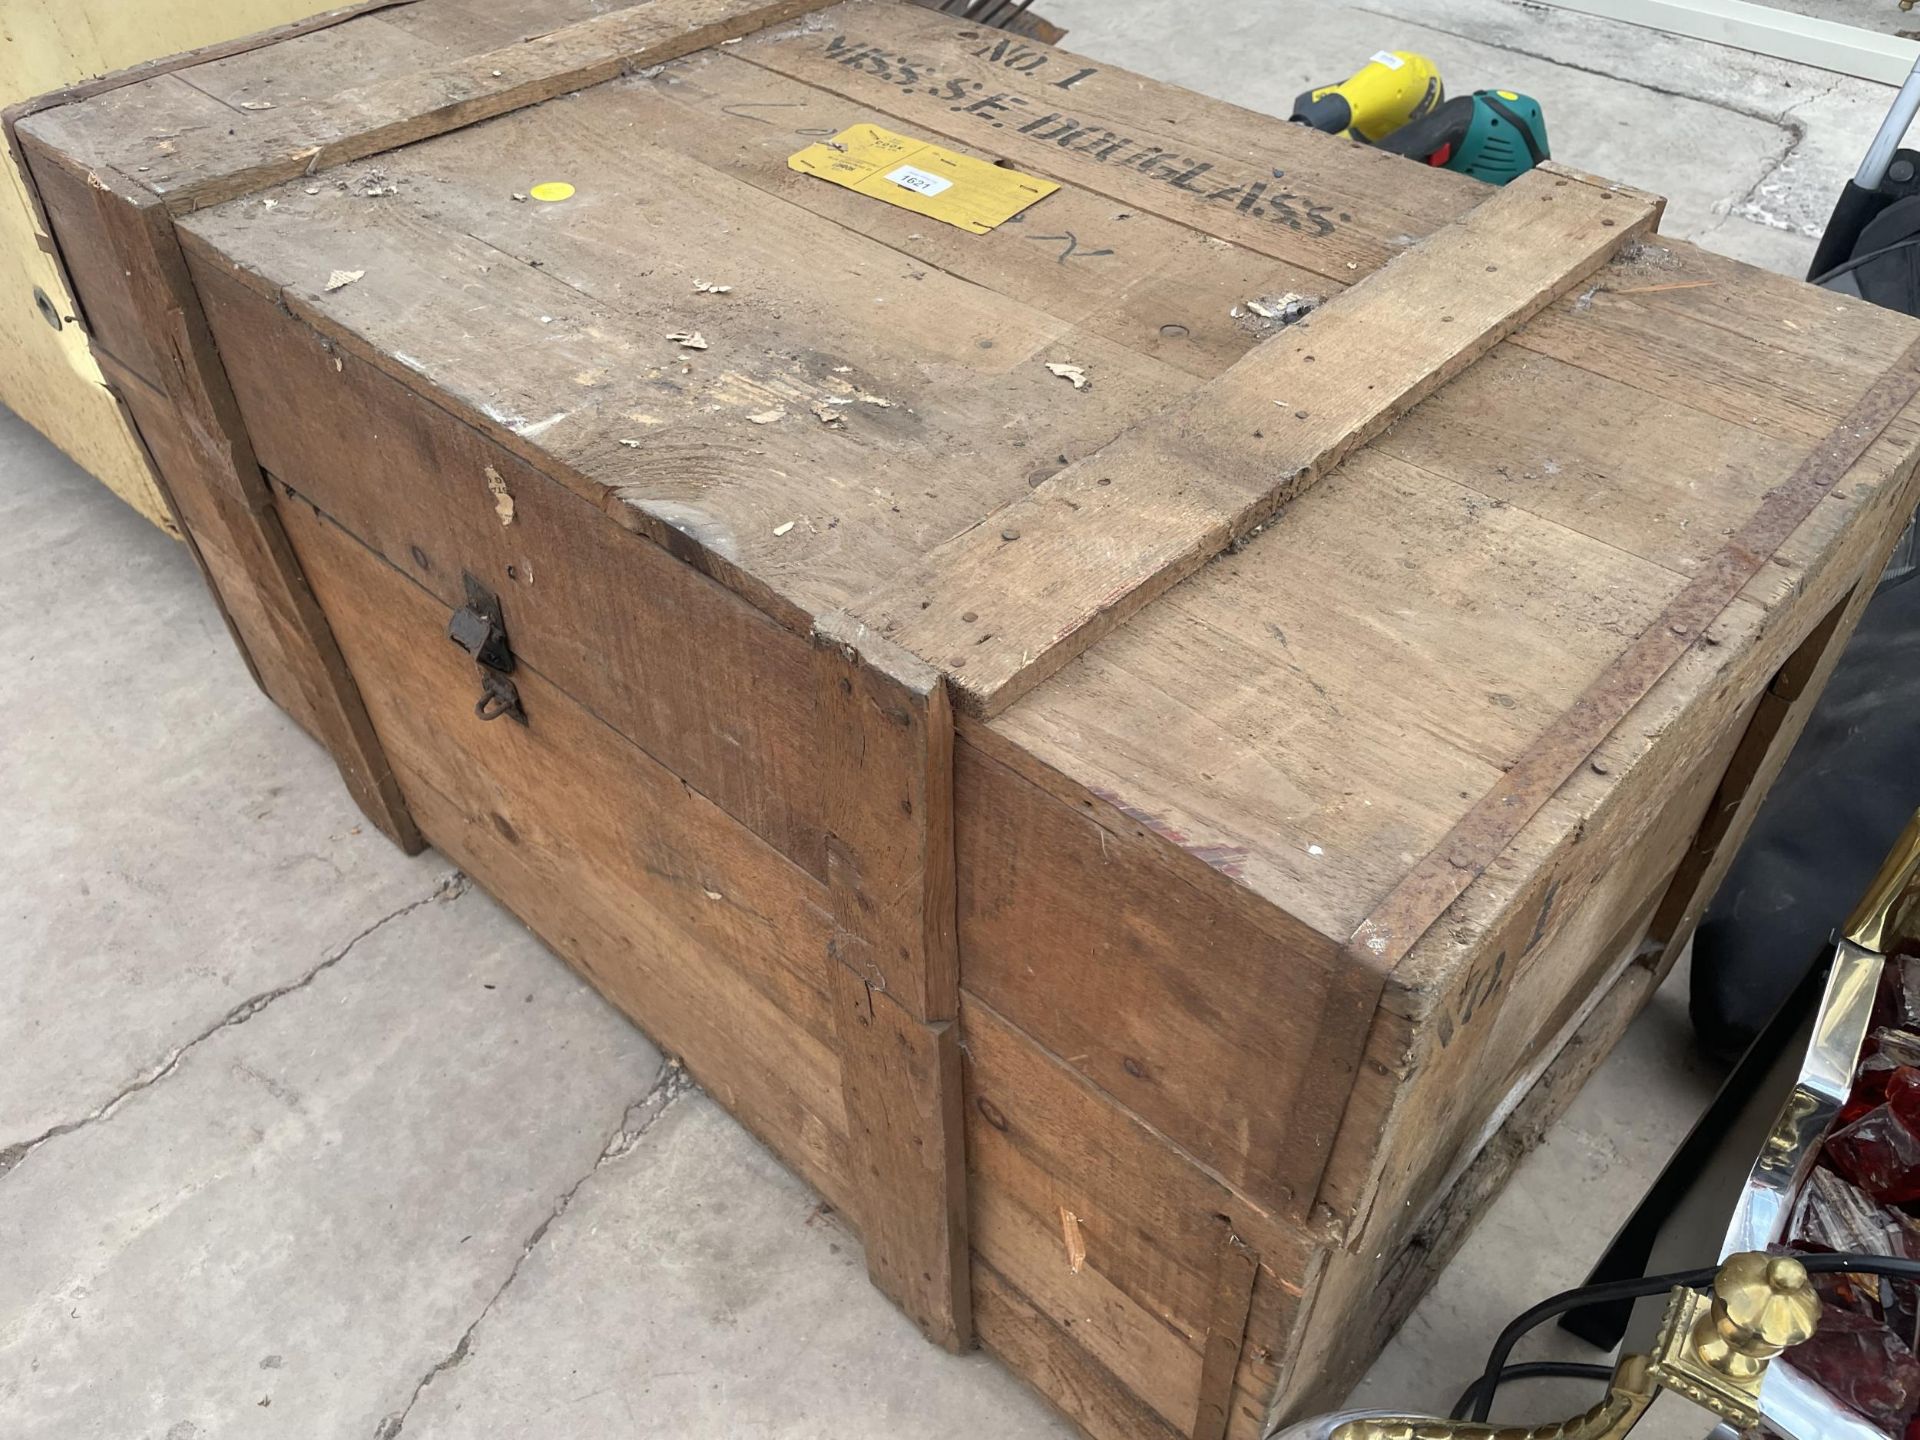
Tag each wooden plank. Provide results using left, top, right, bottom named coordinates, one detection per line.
left=95, top=355, right=267, bottom=699
left=1192, top=1229, right=1260, bottom=1440
left=16, top=0, right=844, bottom=213
left=831, top=968, right=971, bottom=1351
left=981, top=447, right=1695, bottom=944
left=1512, top=241, right=1920, bottom=445
left=1641, top=592, right=1853, bottom=968
left=277, top=496, right=856, bottom=1216
left=0, top=1, right=423, bottom=122
left=1641, top=492, right=1920, bottom=972
left=1274, top=927, right=1670, bottom=1426
left=1230, top=1270, right=1327, bottom=1440
left=1318, top=673, right=1756, bottom=1242
left=28, top=153, right=421, bottom=853
left=174, top=114, right=1190, bottom=630
left=960, top=996, right=1319, bottom=1418
left=1372, top=342, right=1812, bottom=578
left=958, top=736, right=1375, bottom=1221
left=188, top=245, right=830, bottom=877
left=974, top=1260, right=1188, bottom=1440
left=816, top=615, right=959, bottom=1021
left=20, top=145, right=164, bottom=381
left=1304, top=386, right=1920, bottom=1247
left=814, top=615, right=970, bottom=1348
left=379, top=0, right=653, bottom=51
left=277, top=489, right=840, bottom=1048
left=1308, top=394, right=1920, bottom=1248
left=735, top=0, right=1488, bottom=278
left=175, top=14, right=448, bottom=110
left=1346, top=332, right=1920, bottom=974
left=594, top=51, right=1321, bottom=379
left=851, top=165, right=1661, bottom=719
left=970, top=1178, right=1204, bottom=1429
left=976, top=278, right=1920, bottom=1253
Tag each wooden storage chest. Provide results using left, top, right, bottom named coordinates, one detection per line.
left=0, top=0, right=351, bottom=536
left=16, top=2, right=1920, bottom=1435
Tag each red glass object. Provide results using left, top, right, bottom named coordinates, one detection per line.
left=1843, top=1034, right=1920, bottom=1127
left=1790, top=1165, right=1920, bottom=1339
left=1892, top=1068, right=1920, bottom=1126
left=1791, top=963, right=1920, bottom=1433
left=1790, top=1309, right=1920, bottom=1430
left=1827, top=1101, right=1920, bottom=1207
left=1792, top=1166, right=1920, bottom=1261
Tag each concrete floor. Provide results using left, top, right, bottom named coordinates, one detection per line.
left=3, top=1, right=1903, bottom=1435
left=1761, top=0, right=1917, bottom=38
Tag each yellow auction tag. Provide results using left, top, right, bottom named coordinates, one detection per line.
left=788, top=125, right=1058, bottom=234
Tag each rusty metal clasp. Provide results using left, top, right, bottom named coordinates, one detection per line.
left=447, top=572, right=526, bottom=725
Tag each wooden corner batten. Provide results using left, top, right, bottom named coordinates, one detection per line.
left=38, top=157, right=422, bottom=853
left=813, top=611, right=972, bottom=1353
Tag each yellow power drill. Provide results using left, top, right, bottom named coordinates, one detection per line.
left=1291, top=51, right=1444, bottom=143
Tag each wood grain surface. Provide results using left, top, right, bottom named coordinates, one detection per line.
left=856, top=166, right=1659, bottom=718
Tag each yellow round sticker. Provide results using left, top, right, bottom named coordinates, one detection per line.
left=529, top=182, right=575, bottom=203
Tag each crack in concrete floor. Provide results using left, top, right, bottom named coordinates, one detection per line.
left=0, top=870, right=469, bottom=1181
left=373, top=1059, right=698, bottom=1439
left=1724, top=73, right=1848, bottom=235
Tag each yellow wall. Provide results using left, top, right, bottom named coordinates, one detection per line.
left=1, top=1, right=334, bottom=534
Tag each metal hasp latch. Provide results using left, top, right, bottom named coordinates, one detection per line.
left=446, top=572, right=526, bottom=725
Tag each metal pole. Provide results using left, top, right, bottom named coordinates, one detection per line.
left=1858, top=54, right=1920, bottom=189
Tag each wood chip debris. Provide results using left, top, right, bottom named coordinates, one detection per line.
left=324, top=268, right=365, bottom=292
left=238, top=100, right=275, bottom=110
left=484, top=465, right=515, bottom=526
left=748, top=410, right=786, bottom=424
left=811, top=400, right=847, bottom=426
left=1233, top=292, right=1320, bottom=332
left=618, top=438, right=643, bottom=448
left=773, top=520, right=797, bottom=536
left=666, top=331, right=709, bottom=350
left=343, top=168, right=399, bottom=198
left=693, top=280, right=733, bottom=294
left=1246, top=292, right=1317, bottom=324
left=1045, top=361, right=1090, bottom=390
left=1059, top=1208, right=1086, bottom=1274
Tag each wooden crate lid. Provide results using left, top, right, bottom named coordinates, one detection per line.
left=18, top=0, right=1492, bottom=626
left=993, top=231, right=1920, bottom=951
left=21, top=0, right=1920, bottom=987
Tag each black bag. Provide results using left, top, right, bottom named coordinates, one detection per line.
left=1689, top=518, right=1920, bottom=1060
